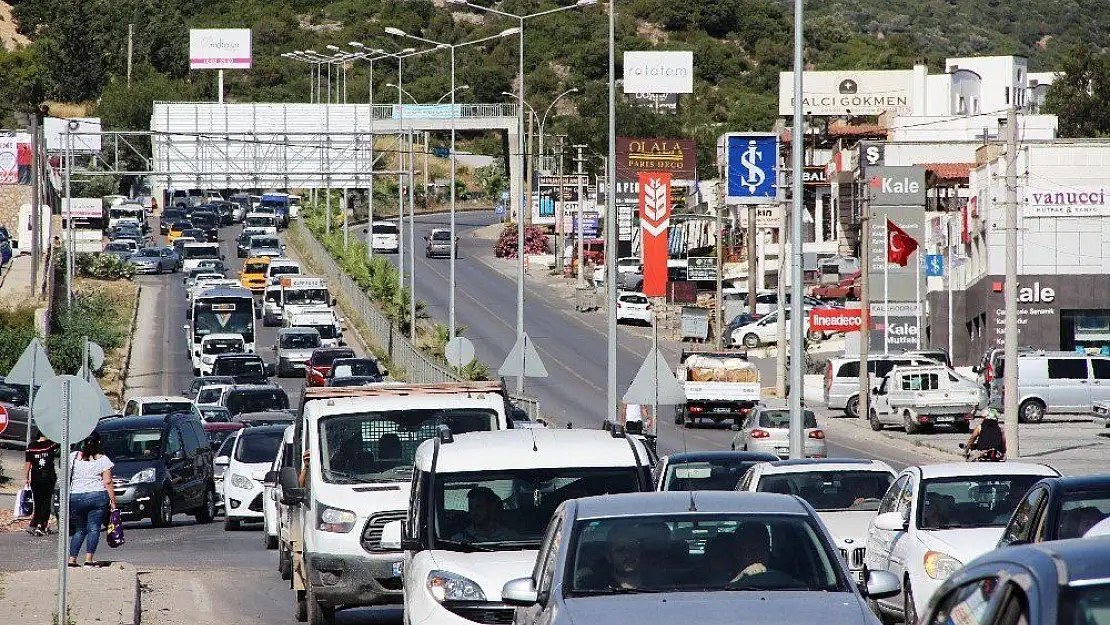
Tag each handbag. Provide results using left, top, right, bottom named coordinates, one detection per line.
left=14, top=486, right=33, bottom=518
left=106, top=508, right=125, bottom=548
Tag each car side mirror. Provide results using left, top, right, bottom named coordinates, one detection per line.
left=279, top=466, right=305, bottom=505
left=215, top=456, right=229, bottom=467
left=380, top=368, right=389, bottom=378
left=265, top=363, right=277, bottom=377
left=263, top=470, right=280, bottom=488
left=873, top=511, right=908, bottom=532
left=331, top=298, right=338, bottom=307
left=379, top=519, right=404, bottom=550
left=501, top=578, right=540, bottom=607
left=862, top=569, right=901, bottom=600
left=220, top=254, right=226, bottom=260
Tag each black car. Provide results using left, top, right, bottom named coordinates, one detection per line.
left=111, top=224, right=148, bottom=247
left=190, top=211, right=220, bottom=242
left=0, top=376, right=30, bottom=447
left=998, top=474, right=1110, bottom=548
left=327, top=357, right=384, bottom=382
left=211, top=354, right=274, bottom=385
left=95, top=412, right=217, bottom=527
left=181, top=227, right=209, bottom=243
left=326, top=376, right=382, bottom=387
left=656, top=450, right=780, bottom=491
left=160, top=208, right=187, bottom=234
left=212, top=201, right=237, bottom=226
left=221, top=384, right=290, bottom=417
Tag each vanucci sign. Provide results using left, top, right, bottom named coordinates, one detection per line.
left=1025, top=186, right=1110, bottom=218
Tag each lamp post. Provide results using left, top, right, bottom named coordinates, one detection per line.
left=449, top=0, right=598, bottom=391
left=501, top=87, right=578, bottom=175
left=387, top=27, right=520, bottom=343
left=282, top=52, right=320, bottom=102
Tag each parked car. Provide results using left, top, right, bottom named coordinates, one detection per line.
left=424, top=228, right=457, bottom=258
left=731, top=403, right=826, bottom=459
left=824, top=354, right=943, bottom=419
left=220, top=423, right=287, bottom=530
left=0, top=376, right=30, bottom=447
left=304, top=347, right=356, bottom=387
left=864, top=462, right=1061, bottom=625
left=95, top=412, right=217, bottom=527
left=128, top=246, right=179, bottom=274
left=731, top=309, right=823, bottom=349
left=722, top=313, right=763, bottom=347
left=653, top=451, right=778, bottom=491
left=997, top=474, right=1110, bottom=548
left=868, top=364, right=986, bottom=434
left=920, top=536, right=1110, bottom=625
left=986, top=351, right=1110, bottom=422
left=615, top=291, right=654, bottom=325
left=498, top=491, right=901, bottom=625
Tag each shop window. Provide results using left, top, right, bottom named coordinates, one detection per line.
left=1048, top=359, right=1089, bottom=380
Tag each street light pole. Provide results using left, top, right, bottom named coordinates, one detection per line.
left=788, top=0, right=806, bottom=459
left=607, top=0, right=618, bottom=425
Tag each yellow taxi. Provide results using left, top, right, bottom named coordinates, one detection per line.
left=239, top=256, right=271, bottom=294
left=166, top=221, right=192, bottom=243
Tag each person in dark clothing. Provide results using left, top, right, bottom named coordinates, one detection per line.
left=967, top=409, right=1006, bottom=460
left=24, top=432, right=60, bottom=536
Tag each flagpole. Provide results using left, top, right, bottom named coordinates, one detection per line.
left=916, top=250, right=922, bottom=349
left=883, top=218, right=890, bottom=355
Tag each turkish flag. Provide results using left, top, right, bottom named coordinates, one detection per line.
left=639, top=172, right=671, bottom=297
left=886, top=219, right=918, bottom=267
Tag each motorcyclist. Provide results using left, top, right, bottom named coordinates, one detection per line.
left=965, top=408, right=1006, bottom=461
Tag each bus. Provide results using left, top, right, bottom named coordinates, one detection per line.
left=186, top=287, right=257, bottom=357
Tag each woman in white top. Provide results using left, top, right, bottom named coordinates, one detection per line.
left=68, top=432, right=118, bottom=567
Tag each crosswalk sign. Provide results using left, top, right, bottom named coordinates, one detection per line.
left=924, top=254, right=944, bottom=277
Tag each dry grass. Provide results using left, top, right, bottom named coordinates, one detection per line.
left=0, top=1, right=30, bottom=51
left=75, top=278, right=139, bottom=410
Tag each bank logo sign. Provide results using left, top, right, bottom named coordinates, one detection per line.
left=623, top=51, right=693, bottom=94
left=778, top=70, right=914, bottom=116
left=721, top=133, right=778, bottom=205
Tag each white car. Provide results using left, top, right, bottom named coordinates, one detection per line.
left=369, top=221, right=400, bottom=253
left=213, top=432, right=239, bottom=509
left=265, top=258, right=301, bottom=285
left=192, top=333, right=246, bottom=377
left=615, top=291, right=653, bottom=325
left=122, top=395, right=198, bottom=418
left=194, top=383, right=232, bottom=408
left=731, top=309, right=823, bottom=349
left=220, top=424, right=288, bottom=531
left=737, top=458, right=897, bottom=582
left=865, top=462, right=1061, bottom=625
left=262, top=425, right=295, bottom=551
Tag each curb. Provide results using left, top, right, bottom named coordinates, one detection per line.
left=118, top=284, right=142, bottom=407
left=124, top=565, right=141, bottom=625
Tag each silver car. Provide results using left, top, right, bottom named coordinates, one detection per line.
left=424, top=228, right=456, bottom=258
left=273, top=327, right=322, bottom=377
left=731, top=403, right=826, bottom=459
left=501, top=491, right=900, bottom=625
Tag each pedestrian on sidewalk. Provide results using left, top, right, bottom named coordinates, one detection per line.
left=67, top=432, right=118, bottom=567
left=24, top=430, right=60, bottom=536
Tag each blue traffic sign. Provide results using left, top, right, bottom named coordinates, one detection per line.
left=432, top=147, right=450, bottom=158
left=494, top=204, right=506, bottom=216
left=724, top=133, right=778, bottom=204
left=925, top=254, right=944, bottom=277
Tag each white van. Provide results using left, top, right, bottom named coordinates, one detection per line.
left=369, top=221, right=400, bottom=253
left=277, top=383, right=515, bottom=623
left=284, top=306, right=345, bottom=348
left=385, top=428, right=654, bottom=625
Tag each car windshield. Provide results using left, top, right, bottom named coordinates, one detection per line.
left=433, top=468, right=640, bottom=550
left=200, top=408, right=230, bottom=423
left=269, top=265, right=298, bottom=277
left=135, top=248, right=161, bottom=257
left=105, top=243, right=132, bottom=252
left=1058, top=491, right=1110, bottom=539
left=756, top=471, right=896, bottom=511
left=313, top=324, right=340, bottom=340
left=251, top=238, right=279, bottom=249
left=332, top=360, right=380, bottom=378
left=329, top=377, right=376, bottom=387
left=284, top=288, right=329, bottom=306
left=621, top=295, right=649, bottom=305
left=203, top=338, right=243, bottom=354
left=214, top=358, right=263, bottom=377
left=142, top=401, right=193, bottom=416
left=919, top=475, right=1047, bottom=529
left=234, top=429, right=285, bottom=463
left=758, top=409, right=818, bottom=429
left=246, top=217, right=273, bottom=228
left=196, top=387, right=224, bottom=404
left=1060, top=584, right=1110, bottom=625
left=281, top=333, right=321, bottom=349
left=183, top=246, right=219, bottom=259
left=244, top=261, right=268, bottom=274
left=318, top=409, right=499, bottom=483
left=226, top=389, right=288, bottom=416
left=568, top=514, right=845, bottom=594
left=310, top=350, right=353, bottom=366
left=432, top=231, right=451, bottom=241
left=663, top=460, right=768, bottom=491
left=99, top=428, right=163, bottom=461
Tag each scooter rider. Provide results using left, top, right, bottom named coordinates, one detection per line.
left=966, top=408, right=1006, bottom=461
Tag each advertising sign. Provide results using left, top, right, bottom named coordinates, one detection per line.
left=63, top=198, right=105, bottom=219
left=866, top=166, right=926, bottom=206
left=869, top=314, right=919, bottom=352
left=686, top=257, right=716, bottom=281
left=622, top=51, right=693, bottom=94
left=755, top=204, right=782, bottom=229
left=616, top=137, right=697, bottom=180
left=617, top=204, right=635, bottom=242
left=44, top=117, right=103, bottom=153
left=639, top=172, right=672, bottom=297
left=803, top=166, right=828, bottom=186
left=722, top=133, right=778, bottom=205
left=391, top=104, right=462, bottom=120
left=778, top=70, right=914, bottom=116
left=1024, top=185, right=1110, bottom=218
left=625, top=92, right=679, bottom=114
left=189, top=28, right=253, bottom=70
left=0, top=137, right=16, bottom=185
left=867, top=205, right=925, bottom=302
left=809, top=308, right=863, bottom=333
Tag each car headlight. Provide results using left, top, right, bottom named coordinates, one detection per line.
left=317, top=504, right=358, bottom=533
left=230, top=473, right=254, bottom=490
left=129, top=468, right=157, bottom=484
left=923, top=551, right=963, bottom=580
left=427, top=570, right=487, bottom=603
left=201, top=356, right=214, bottom=364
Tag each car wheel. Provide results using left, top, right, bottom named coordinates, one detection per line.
left=904, top=579, right=918, bottom=625
left=1019, top=399, right=1045, bottom=423
left=806, top=329, right=823, bottom=342
left=194, top=486, right=216, bottom=524
left=903, top=410, right=922, bottom=435
left=954, top=419, right=971, bottom=434
left=151, top=491, right=173, bottom=528
left=845, top=395, right=861, bottom=419
left=307, top=584, right=337, bottom=625
left=869, top=409, right=884, bottom=431
left=279, top=546, right=293, bottom=581
left=277, top=358, right=287, bottom=378
left=224, top=516, right=240, bottom=531
left=265, top=532, right=278, bottom=550
left=742, top=333, right=761, bottom=349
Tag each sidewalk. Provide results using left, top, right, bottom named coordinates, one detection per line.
left=803, top=374, right=1110, bottom=475
left=0, top=562, right=140, bottom=625
left=0, top=254, right=40, bottom=306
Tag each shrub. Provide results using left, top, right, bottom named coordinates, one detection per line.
left=0, top=306, right=39, bottom=374
left=47, top=287, right=129, bottom=374
left=493, top=223, right=549, bottom=258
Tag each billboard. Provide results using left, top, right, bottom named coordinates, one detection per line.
left=189, top=28, right=252, bottom=70
left=44, top=117, right=102, bottom=153
left=1025, top=185, right=1110, bottom=218
left=639, top=172, right=672, bottom=297
left=0, top=137, right=16, bottom=184
left=622, top=51, right=693, bottom=94
left=686, top=257, right=716, bottom=281
left=63, top=198, right=105, bottom=219
left=809, top=308, right=863, bottom=333
left=722, top=133, right=778, bottom=205
left=616, top=137, right=697, bottom=180
left=778, top=70, right=914, bottom=116
left=867, top=205, right=925, bottom=301
left=625, top=92, right=679, bottom=114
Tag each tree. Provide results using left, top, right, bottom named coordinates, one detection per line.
left=1043, top=46, right=1110, bottom=138
left=40, top=0, right=111, bottom=102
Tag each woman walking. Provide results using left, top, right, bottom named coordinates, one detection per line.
left=68, top=432, right=117, bottom=567
left=24, top=431, right=60, bottom=536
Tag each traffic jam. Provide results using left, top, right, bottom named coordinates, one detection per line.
left=33, top=189, right=1108, bottom=625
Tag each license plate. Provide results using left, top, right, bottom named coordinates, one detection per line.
left=713, top=407, right=731, bottom=413
left=776, top=447, right=789, bottom=454
left=392, top=561, right=404, bottom=577
left=935, top=416, right=955, bottom=423
left=853, top=570, right=865, bottom=583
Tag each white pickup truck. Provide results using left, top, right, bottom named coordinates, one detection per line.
left=673, top=351, right=761, bottom=427
left=868, top=364, right=987, bottom=434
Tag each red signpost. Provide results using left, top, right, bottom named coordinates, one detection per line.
left=809, top=308, right=865, bottom=333
left=0, top=404, right=8, bottom=436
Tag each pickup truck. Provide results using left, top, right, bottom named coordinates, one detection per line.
left=811, top=270, right=861, bottom=303
left=673, top=351, right=761, bottom=427
left=868, top=364, right=986, bottom=434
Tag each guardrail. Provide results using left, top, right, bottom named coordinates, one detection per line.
left=287, top=222, right=541, bottom=419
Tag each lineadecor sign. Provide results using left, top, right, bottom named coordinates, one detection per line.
left=809, top=308, right=864, bottom=333
left=189, top=29, right=252, bottom=70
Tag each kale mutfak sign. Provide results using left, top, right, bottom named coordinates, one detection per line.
left=778, top=70, right=914, bottom=116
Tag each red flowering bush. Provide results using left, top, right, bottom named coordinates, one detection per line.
left=493, top=223, right=549, bottom=258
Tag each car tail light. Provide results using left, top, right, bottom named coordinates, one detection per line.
left=646, top=304, right=653, bottom=310
left=919, top=415, right=930, bottom=423
left=808, top=430, right=825, bottom=440
left=689, top=406, right=704, bottom=413
left=750, top=429, right=770, bottom=439
left=985, top=363, right=994, bottom=383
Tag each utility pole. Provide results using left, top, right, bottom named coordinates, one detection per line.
left=715, top=167, right=725, bottom=350
left=575, top=144, right=586, bottom=288
left=788, top=0, right=806, bottom=459
left=776, top=200, right=787, bottom=398
left=30, top=112, right=41, bottom=293
left=1003, top=104, right=1020, bottom=457
left=423, top=131, right=430, bottom=211
left=747, top=205, right=757, bottom=316
left=606, top=0, right=618, bottom=425
left=859, top=187, right=871, bottom=423
left=555, top=140, right=564, bottom=274
left=127, top=24, right=134, bottom=88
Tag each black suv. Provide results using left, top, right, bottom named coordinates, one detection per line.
left=95, top=412, right=217, bottom=527
left=211, top=353, right=274, bottom=384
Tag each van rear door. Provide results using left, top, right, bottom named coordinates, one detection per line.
left=1046, top=358, right=1091, bottom=412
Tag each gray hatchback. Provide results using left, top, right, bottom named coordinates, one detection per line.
left=501, top=491, right=900, bottom=625
left=424, top=228, right=457, bottom=258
